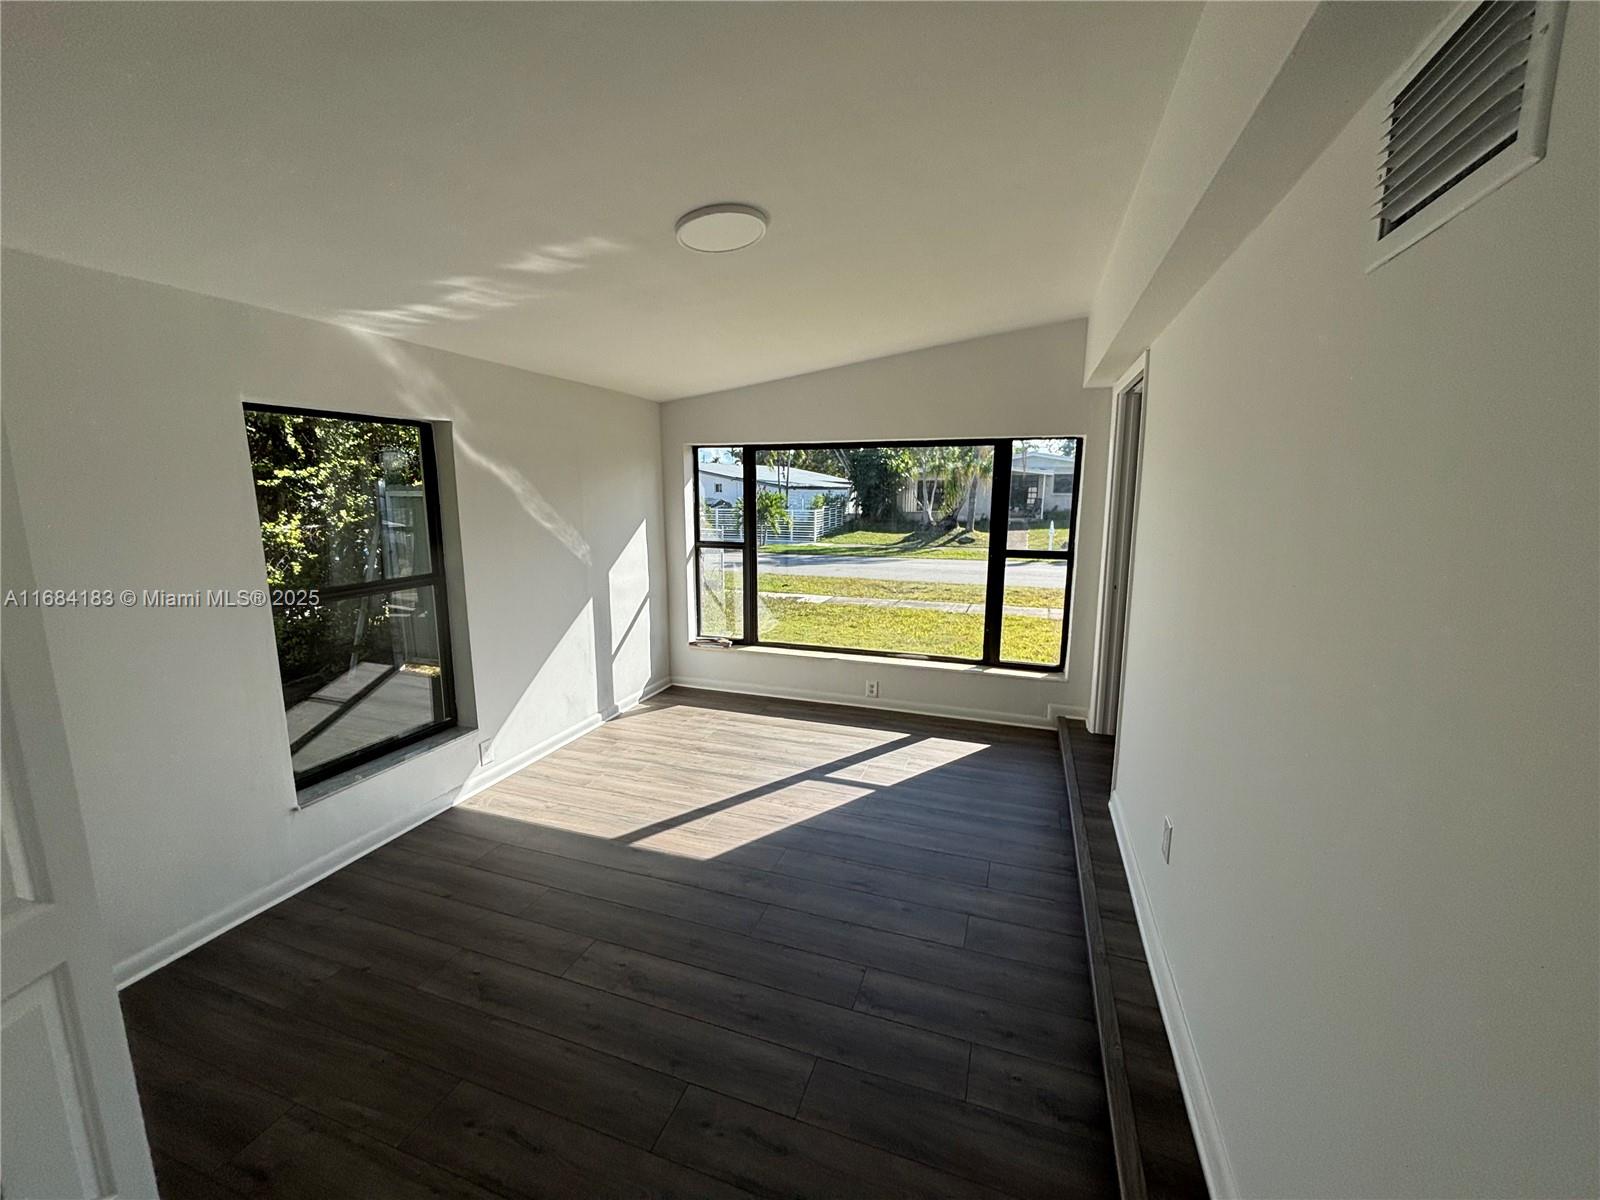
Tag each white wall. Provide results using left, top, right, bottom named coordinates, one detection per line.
left=659, top=322, right=1108, bottom=726
left=1086, top=1, right=1314, bottom=383
left=1111, top=7, right=1599, bottom=1196
left=1084, top=2, right=1453, bottom=386
left=0, top=250, right=670, bottom=980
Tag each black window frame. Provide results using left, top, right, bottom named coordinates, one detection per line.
left=691, top=451, right=750, bottom=642
left=691, top=437, right=1083, bottom=672
left=244, top=402, right=459, bottom=789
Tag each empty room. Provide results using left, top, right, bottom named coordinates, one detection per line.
left=1, top=3, right=1596, bottom=1199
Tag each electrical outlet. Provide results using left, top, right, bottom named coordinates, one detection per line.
left=479, top=739, right=496, bottom=767
left=865, top=680, right=880, bottom=698
left=1161, top=817, right=1173, bottom=864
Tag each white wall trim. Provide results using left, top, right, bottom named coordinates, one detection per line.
left=672, top=676, right=1054, bottom=730
left=1088, top=351, right=1149, bottom=736
left=1110, top=788, right=1240, bottom=1199
left=114, top=678, right=671, bottom=988
left=114, top=791, right=456, bottom=987
left=1047, top=702, right=1089, bottom=723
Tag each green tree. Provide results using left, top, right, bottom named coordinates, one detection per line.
left=839, top=447, right=913, bottom=525
left=765, top=449, right=798, bottom=507
left=901, top=446, right=994, bottom=530
left=787, top=447, right=848, bottom=477
left=945, top=447, right=994, bottom=532
left=906, top=446, right=962, bottom=527
left=244, top=411, right=423, bottom=693
left=754, top=489, right=791, bottom=540
left=245, top=411, right=422, bottom=589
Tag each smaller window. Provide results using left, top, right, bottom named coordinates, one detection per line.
left=244, top=405, right=458, bottom=788
left=693, top=447, right=745, bottom=637
left=697, top=547, right=744, bottom=640
left=1052, top=474, right=1074, bottom=495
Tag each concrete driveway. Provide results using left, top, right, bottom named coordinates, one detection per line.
left=760, top=552, right=1062, bottom=587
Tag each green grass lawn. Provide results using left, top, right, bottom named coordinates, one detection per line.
left=762, top=598, right=1060, bottom=664
left=763, top=599, right=986, bottom=658
left=765, top=524, right=1070, bottom=559
left=698, top=570, right=1062, bottom=664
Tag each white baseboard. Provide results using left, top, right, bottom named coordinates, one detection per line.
left=114, top=678, right=670, bottom=989
left=114, top=793, right=454, bottom=987
left=1109, top=790, right=1240, bottom=1199
left=670, top=675, right=1054, bottom=730
left=1047, top=702, right=1088, bottom=723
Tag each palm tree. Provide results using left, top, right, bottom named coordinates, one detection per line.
left=905, top=447, right=941, bottom=527
left=957, top=449, right=993, bottom=533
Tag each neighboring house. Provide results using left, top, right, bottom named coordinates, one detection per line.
left=697, top=460, right=853, bottom=510
left=899, top=449, right=1077, bottom=523
left=1008, top=449, right=1077, bottom=519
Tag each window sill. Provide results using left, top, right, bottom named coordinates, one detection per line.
left=687, top=640, right=1064, bottom=679
left=294, top=725, right=477, bottom=810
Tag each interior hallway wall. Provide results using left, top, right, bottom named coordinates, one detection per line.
left=0, top=250, right=670, bottom=980
left=1110, top=7, right=1599, bottom=1195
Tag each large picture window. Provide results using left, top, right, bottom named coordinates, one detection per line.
left=691, top=438, right=1081, bottom=671
left=244, top=405, right=457, bottom=788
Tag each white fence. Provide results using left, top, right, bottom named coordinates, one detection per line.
left=700, top=505, right=849, bottom=546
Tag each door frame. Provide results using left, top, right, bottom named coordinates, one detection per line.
left=1087, top=351, right=1149, bottom=737
left=2, top=429, right=158, bottom=1199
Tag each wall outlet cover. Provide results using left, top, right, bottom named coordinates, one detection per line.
left=1161, top=817, right=1173, bottom=863
left=479, top=739, right=496, bottom=766
left=865, top=680, right=880, bottom=698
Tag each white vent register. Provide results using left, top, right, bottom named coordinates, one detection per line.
left=1371, top=0, right=1567, bottom=267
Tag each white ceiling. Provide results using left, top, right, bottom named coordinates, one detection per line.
left=1, top=2, right=1201, bottom=400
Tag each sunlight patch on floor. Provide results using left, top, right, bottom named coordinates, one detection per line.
left=823, top=737, right=988, bottom=787
left=632, top=778, right=872, bottom=859
left=471, top=775, right=873, bottom=860
left=463, top=696, right=1022, bottom=860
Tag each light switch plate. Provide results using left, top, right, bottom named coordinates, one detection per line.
left=1161, top=817, right=1173, bottom=864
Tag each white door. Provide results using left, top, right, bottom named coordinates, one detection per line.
left=2, top=432, right=157, bottom=1200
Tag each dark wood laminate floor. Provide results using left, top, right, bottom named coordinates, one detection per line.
left=1062, top=722, right=1209, bottom=1199
left=121, top=689, right=1118, bottom=1200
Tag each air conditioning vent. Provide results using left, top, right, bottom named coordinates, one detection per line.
left=1371, top=0, right=1567, bottom=265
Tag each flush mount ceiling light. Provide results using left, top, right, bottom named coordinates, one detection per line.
left=675, top=203, right=769, bottom=253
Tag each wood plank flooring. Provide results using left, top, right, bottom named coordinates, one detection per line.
left=1062, top=721, right=1209, bottom=1199
left=122, top=688, right=1120, bottom=1199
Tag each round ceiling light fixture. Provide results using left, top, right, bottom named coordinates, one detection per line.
left=675, top=203, right=769, bottom=253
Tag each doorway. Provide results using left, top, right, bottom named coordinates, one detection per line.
left=1088, top=353, right=1147, bottom=737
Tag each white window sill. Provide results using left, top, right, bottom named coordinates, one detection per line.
left=687, top=639, right=1064, bottom=679
left=294, top=726, right=478, bottom=810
